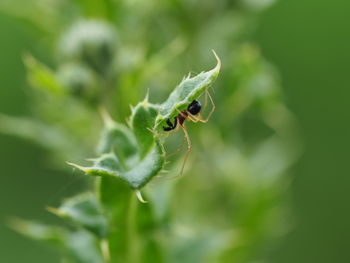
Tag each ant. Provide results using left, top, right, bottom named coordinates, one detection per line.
left=162, top=99, right=202, bottom=131
left=160, top=89, right=215, bottom=180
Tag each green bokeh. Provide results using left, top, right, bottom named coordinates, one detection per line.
left=256, top=0, right=350, bottom=262
left=0, top=15, right=59, bottom=262
left=1, top=0, right=349, bottom=262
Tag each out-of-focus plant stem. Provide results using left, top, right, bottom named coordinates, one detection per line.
left=126, top=193, right=140, bottom=263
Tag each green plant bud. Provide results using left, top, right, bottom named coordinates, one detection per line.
left=57, top=63, right=99, bottom=102
left=58, top=20, right=117, bottom=76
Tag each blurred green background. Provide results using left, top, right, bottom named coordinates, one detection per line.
left=256, top=0, right=350, bottom=262
left=0, top=0, right=349, bottom=262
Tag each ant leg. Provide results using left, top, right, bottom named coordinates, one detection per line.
left=147, top=117, right=180, bottom=137
left=166, top=134, right=186, bottom=158
left=162, top=124, right=180, bottom=136
left=187, top=114, right=200, bottom=123
left=174, top=108, right=198, bottom=123
left=177, top=124, right=191, bottom=178
left=202, top=89, right=215, bottom=122
left=148, top=125, right=180, bottom=137
left=189, top=90, right=215, bottom=123
left=156, top=124, right=191, bottom=181
left=173, top=107, right=197, bottom=123
left=161, top=124, right=191, bottom=181
left=147, top=127, right=167, bottom=137
left=187, top=88, right=209, bottom=123
left=186, top=88, right=209, bottom=122
left=163, top=118, right=175, bottom=131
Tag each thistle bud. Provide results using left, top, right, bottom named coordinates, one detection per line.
left=58, top=20, right=117, bottom=76
left=57, top=63, right=98, bottom=103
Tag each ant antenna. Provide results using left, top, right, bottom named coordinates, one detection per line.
left=178, top=124, right=191, bottom=177
left=165, top=135, right=186, bottom=158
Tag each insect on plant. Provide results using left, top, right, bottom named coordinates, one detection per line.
left=67, top=50, right=220, bottom=203
left=161, top=89, right=215, bottom=179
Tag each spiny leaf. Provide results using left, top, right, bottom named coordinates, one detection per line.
left=48, top=192, right=108, bottom=238
left=68, top=153, right=123, bottom=177
left=155, top=51, right=221, bottom=128
left=70, top=104, right=165, bottom=189
left=93, top=153, right=124, bottom=174
left=97, top=111, right=138, bottom=168
left=70, top=141, right=165, bottom=189
left=122, top=140, right=165, bottom=189
left=130, top=98, right=159, bottom=158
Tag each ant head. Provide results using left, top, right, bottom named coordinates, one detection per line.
left=187, top=100, right=201, bottom=115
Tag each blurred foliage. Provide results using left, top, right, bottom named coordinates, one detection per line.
left=0, top=0, right=300, bottom=262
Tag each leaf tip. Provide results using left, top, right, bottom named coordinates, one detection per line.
left=144, top=88, right=150, bottom=102
left=7, top=217, right=24, bottom=232
left=6, top=217, right=32, bottom=236
left=211, top=49, right=221, bottom=71
left=98, top=106, right=115, bottom=128
left=100, top=239, right=111, bottom=262
left=85, top=157, right=98, bottom=162
left=66, top=161, right=88, bottom=172
left=22, top=52, right=32, bottom=65
left=136, top=190, right=148, bottom=203
left=46, top=206, right=65, bottom=217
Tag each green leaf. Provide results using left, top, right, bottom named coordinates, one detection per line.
left=48, top=193, right=108, bottom=238
left=97, top=113, right=138, bottom=168
left=24, top=54, right=65, bottom=95
left=9, top=218, right=66, bottom=245
left=0, top=113, right=84, bottom=161
left=70, top=104, right=165, bottom=189
left=9, top=219, right=104, bottom=263
left=65, top=230, right=105, bottom=263
left=70, top=141, right=165, bottom=189
left=130, top=98, right=159, bottom=158
left=122, top=140, right=165, bottom=189
left=92, top=153, right=125, bottom=175
left=155, top=51, right=221, bottom=128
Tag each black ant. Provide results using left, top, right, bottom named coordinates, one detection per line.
left=160, top=90, right=215, bottom=179
left=162, top=99, right=202, bottom=131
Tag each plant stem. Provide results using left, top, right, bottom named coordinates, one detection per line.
left=126, top=193, right=140, bottom=263
left=100, top=238, right=111, bottom=263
